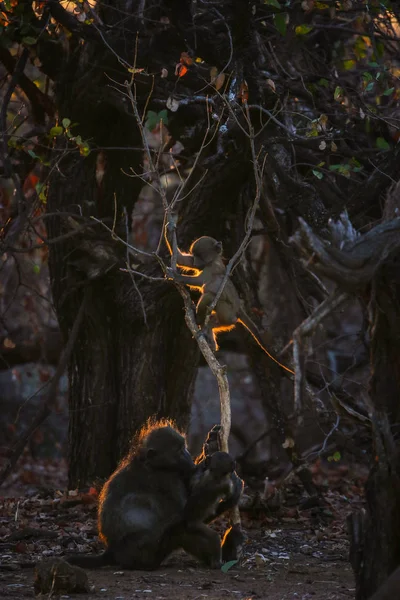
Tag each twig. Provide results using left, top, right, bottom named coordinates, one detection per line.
left=302, top=415, right=341, bottom=461
left=205, top=102, right=272, bottom=326
left=123, top=207, right=148, bottom=327
left=125, top=83, right=169, bottom=213
left=4, top=221, right=96, bottom=253
left=120, top=267, right=165, bottom=281
left=236, top=427, right=274, bottom=463
left=90, top=216, right=154, bottom=260
left=292, top=291, right=349, bottom=419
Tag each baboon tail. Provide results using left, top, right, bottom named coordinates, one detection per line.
left=237, top=308, right=294, bottom=375
left=65, top=548, right=115, bottom=569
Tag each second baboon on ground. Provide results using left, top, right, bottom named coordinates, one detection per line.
left=187, top=451, right=236, bottom=523
left=193, top=425, right=245, bottom=562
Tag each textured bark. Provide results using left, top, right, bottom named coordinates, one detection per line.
left=350, top=261, right=400, bottom=600
left=292, top=208, right=400, bottom=599
left=368, top=566, right=400, bottom=600
left=44, top=0, right=260, bottom=485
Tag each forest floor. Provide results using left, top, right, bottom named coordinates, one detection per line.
left=0, top=455, right=366, bottom=600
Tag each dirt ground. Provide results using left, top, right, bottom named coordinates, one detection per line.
left=0, top=457, right=362, bottom=600
left=0, top=528, right=354, bottom=600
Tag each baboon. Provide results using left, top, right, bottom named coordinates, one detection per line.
left=66, top=420, right=241, bottom=570
left=166, top=234, right=293, bottom=374
left=187, top=451, right=236, bottom=523
left=194, top=426, right=244, bottom=521
left=192, top=425, right=245, bottom=562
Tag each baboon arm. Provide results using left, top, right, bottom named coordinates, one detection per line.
left=207, top=475, right=243, bottom=521
left=164, top=224, right=195, bottom=268
left=184, top=489, right=213, bottom=521
left=175, top=272, right=205, bottom=286
left=176, top=250, right=195, bottom=268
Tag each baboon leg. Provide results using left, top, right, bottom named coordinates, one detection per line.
left=221, top=524, right=245, bottom=562
left=196, top=295, right=220, bottom=350
left=113, top=534, right=169, bottom=571
left=215, top=300, right=236, bottom=326
left=196, top=293, right=215, bottom=326
left=180, top=523, right=222, bottom=569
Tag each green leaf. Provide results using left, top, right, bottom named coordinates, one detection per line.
left=376, top=41, right=384, bottom=58
left=274, top=13, right=287, bottom=36
left=22, top=36, right=37, bottom=46
left=334, top=86, right=343, bottom=100
left=343, top=60, right=356, bottom=71
left=50, top=126, right=63, bottom=137
left=28, top=149, right=39, bottom=159
left=80, top=144, right=90, bottom=157
left=145, top=110, right=158, bottom=131
left=221, top=560, right=238, bottom=573
left=312, top=169, right=323, bottom=179
left=383, top=87, right=395, bottom=96
left=365, top=81, right=374, bottom=92
left=33, top=264, right=40, bottom=274
left=333, top=451, right=341, bottom=462
left=35, top=182, right=47, bottom=202
left=368, top=62, right=379, bottom=68
left=318, top=78, right=329, bottom=88
left=295, top=24, right=313, bottom=36
left=376, top=137, right=390, bottom=151
left=62, top=118, right=71, bottom=129
left=146, top=109, right=170, bottom=130
left=264, top=0, right=281, bottom=7
left=158, top=109, right=169, bottom=126
left=329, top=164, right=350, bottom=177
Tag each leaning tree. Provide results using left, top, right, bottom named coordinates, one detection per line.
left=1, top=2, right=400, bottom=596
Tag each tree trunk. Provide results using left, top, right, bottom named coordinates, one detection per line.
left=350, top=261, right=400, bottom=599
left=47, top=144, right=202, bottom=486
left=288, top=200, right=400, bottom=597
left=43, top=0, right=260, bottom=485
